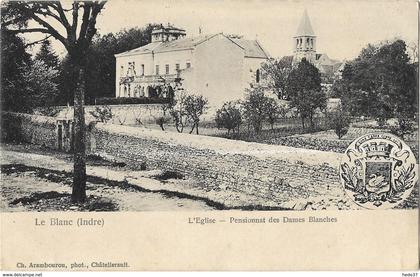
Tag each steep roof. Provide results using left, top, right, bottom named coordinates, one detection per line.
left=115, top=33, right=269, bottom=58
left=295, top=9, right=315, bottom=37
left=155, top=34, right=218, bottom=53
left=231, top=38, right=270, bottom=58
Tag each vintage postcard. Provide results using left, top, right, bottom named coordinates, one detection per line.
left=0, top=0, right=418, bottom=272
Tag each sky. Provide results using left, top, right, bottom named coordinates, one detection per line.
left=29, top=0, right=419, bottom=61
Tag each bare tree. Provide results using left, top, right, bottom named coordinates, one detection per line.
left=2, top=1, right=106, bottom=203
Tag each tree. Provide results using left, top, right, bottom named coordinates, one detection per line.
left=337, top=39, right=417, bottom=129
left=22, top=59, right=60, bottom=108
left=35, top=39, right=59, bottom=69
left=170, top=90, right=188, bottom=133
left=260, top=56, right=293, bottom=99
left=184, top=95, right=209, bottom=134
left=265, top=98, right=280, bottom=130
left=3, top=1, right=106, bottom=203
left=327, top=107, right=351, bottom=139
left=1, top=28, right=32, bottom=112
left=286, top=58, right=325, bottom=129
left=215, top=101, right=242, bottom=135
left=155, top=116, right=171, bottom=131
left=242, top=87, right=273, bottom=134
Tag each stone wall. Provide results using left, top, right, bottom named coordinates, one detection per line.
left=55, top=104, right=165, bottom=125
left=91, top=123, right=349, bottom=208
left=2, top=112, right=58, bottom=148
left=1, top=112, right=90, bottom=153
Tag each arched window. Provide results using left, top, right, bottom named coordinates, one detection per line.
left=256, top=69, right=260, bottom=83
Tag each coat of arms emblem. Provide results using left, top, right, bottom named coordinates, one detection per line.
left=340, top=133, right=417, bottom=209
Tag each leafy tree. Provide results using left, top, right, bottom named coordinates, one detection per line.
left=170, top=90, right=188, bottom=133
left=1, top=28, right=32, bottom=112
left=337, top=40, right=417, bottom=129
left=3, top=1, right=106, bottom=203
left=242, top=87, right=273, bottom=134
left=265, top=97, right=281, bottom=130
left=260, top=56, right=293, bottom=99
left=286, top=58, right=325, bottom=129
left=327, top=107, right=351, bottom=139
left=215, top=101, right=242, bottom=135
left=35, top=39, right=59, bottom=69
left=22, top=59, right=60, bottom=108
left=184, top=95, right=209, bottom=134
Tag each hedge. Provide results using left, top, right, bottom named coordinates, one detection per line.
left=95, top=97, right=170, bottom=105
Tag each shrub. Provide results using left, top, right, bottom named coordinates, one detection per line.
left=95, top=97, right=170, bottom=105
left=327, top=110, right=351, bottom=139
left=215, top=101, right=242, bottom=135
left=243, top=88, right=274, bottom=134
left=89, top=106, right=113, bottom=123
left=390, top=116, right=415, bottom=139
left=155, top=116, right=171, bottom=131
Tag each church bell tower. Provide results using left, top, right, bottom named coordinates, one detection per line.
left=293, top=9, right=316, bottom=64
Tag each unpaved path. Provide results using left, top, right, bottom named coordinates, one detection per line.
left=1, top=146, right=215, bottom=211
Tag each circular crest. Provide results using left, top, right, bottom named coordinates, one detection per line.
left=340, top=133, right=417, bottom=209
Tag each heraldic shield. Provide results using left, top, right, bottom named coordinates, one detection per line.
left=365, top=161, right=392, bottom=195
left=340, top=133, right=417, bottom=209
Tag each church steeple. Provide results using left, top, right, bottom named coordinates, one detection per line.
left=293, top=9, right=316, bottom=64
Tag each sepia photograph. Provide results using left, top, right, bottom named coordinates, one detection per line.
left=1, top=0, right=418, bottom=213
left=0, top=0, right=418, bottom=272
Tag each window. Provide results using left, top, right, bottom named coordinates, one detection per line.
left=175, top=63, right=180, bottom=71
left=165, top=64, right=169, bottom=75
left=186, top=62, right=191, bottom=68
left=141, top=64, right=145, bottom=75
left=156, top=65, right=159, bottom=75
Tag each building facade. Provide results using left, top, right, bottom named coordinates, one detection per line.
left=115, top=24, right=270, bottom=109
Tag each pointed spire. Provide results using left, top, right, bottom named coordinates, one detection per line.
left=295, top=9, right=315, bottom=37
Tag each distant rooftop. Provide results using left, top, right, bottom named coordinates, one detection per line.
left=115, top=33, right=270, bottom=58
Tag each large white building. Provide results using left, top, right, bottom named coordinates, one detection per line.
left=115, top=24, right=270, bottom=109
